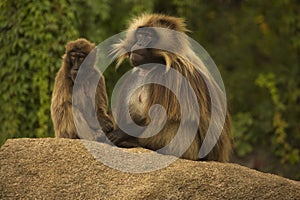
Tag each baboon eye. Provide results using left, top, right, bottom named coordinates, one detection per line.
left=69, top=52, right=86, bottom=63
left=69, top=52, right=76, bottom=61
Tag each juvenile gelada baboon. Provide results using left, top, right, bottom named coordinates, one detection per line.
left=107, top=14, right=232, bottom=161
left=51, top=38, right=114, bottom=139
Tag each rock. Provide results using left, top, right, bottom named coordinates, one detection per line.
left=0, top=138, right=299, bottom=199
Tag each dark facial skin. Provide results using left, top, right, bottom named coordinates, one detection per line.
left=68, top=51, right=87, bottom=81
left=129, top=28, right=164, bottom=67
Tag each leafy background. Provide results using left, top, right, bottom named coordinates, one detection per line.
left=1, top=0, right=299, bottom=180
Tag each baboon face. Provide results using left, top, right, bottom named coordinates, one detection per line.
left=68, top=51, right=87, bottom=81
left=129, top=28, right=165, bottom=67
left=65, top=39, right=95, bottom=82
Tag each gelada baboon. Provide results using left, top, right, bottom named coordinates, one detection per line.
left=51, top=38, right=114, bottom=139
left=107, top=14, right=232, bottom=161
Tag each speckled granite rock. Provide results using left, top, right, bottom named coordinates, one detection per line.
left=0, top=138, right=299, bottom=199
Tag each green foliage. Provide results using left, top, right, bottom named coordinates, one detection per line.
left=232, top=112, right=254, bottom=157
left=256, top=73, right=299, bottom=164
left=0, top=0, right=78, bottom=145
left=73, top=0, right=154, bottom=42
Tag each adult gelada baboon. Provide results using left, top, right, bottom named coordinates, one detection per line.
left=107, top=14, right=232, bottom=161
left=51, top=38, right=114, bottom=139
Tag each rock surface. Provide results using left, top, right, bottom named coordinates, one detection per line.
left=0, top=138, right=299, bottom=199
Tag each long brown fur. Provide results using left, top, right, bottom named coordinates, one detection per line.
left=111, top=14, right=232, bottom=161
left=51, top=38, right=114, bottom=139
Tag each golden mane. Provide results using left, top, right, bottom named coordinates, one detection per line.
left=111, top=14, right=232, bottom=161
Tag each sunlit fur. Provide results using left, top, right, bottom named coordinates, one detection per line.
left=112, top=14, right=232, bottom=161
left=51, top=38, right=114, bottom=139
